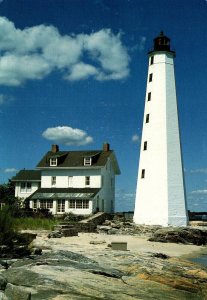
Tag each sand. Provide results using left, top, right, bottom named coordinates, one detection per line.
left=33, top=231, right=207, bottom=259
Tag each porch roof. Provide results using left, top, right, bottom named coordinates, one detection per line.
left=28, top=188, right=100, bottom=200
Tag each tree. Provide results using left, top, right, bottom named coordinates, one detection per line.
left=0, top=180, right=22, bottom=217
left=0, top=180, right=17, bottom=205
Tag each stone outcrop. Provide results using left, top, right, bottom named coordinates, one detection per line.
left=149, top=227, right=207, bottom=245
left=48, top=223, right=78, bottom=238
left=0, top=232, right=37, bottom=259
left=0, top=235, right=206, bottom=300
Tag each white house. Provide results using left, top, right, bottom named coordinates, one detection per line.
left=12, top=143, right=120, bottom=215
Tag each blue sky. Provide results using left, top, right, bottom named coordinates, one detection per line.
left=0, top=0, right=207, bottom=212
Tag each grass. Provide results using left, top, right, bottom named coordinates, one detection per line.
left=13, top=217, right=60, bottom=230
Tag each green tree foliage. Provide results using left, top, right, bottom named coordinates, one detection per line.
left=0, top=180, right=17, bottom=205
left=0, top=205, right=16, bottom=245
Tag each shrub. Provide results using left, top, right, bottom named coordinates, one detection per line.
left=0, top=206, right=16, bottom=245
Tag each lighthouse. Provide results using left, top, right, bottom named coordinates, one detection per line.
left=133, top=32, right=188, bottom=227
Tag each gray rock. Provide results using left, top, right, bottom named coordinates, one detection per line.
left=4, top=283, right=31, bottom=300
left=0, top=275, right=7, bottom=291
left=0, top=291, right=7, bottom=300
left=149, top=227, right=207, bottom=245
left=89, top=240, right=106, bottom=245
left=47, top=230, right=63, bottom=238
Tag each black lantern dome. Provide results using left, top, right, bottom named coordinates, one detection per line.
left=149, top=31, right=175, bottom=55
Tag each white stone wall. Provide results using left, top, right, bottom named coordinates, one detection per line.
left=134, top=52, right=188, bottom=226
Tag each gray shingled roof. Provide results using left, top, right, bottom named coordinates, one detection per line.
left=27, top=188, right=100, bottom=200
left=11, top=170, right=41, bottom=181
left=36, top=150, right=120, bottom=174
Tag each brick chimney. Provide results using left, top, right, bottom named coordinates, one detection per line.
left=103, top=143, right=110, bottom=152
left=51, top=144, right=59, bottom=153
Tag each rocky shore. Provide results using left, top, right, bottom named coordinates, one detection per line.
left=0, top=223, right=207, bottom=300
left=0, top=214, right=207, bottom=300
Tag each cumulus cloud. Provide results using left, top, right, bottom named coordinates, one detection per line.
left=0, top=17, right=130, bottom=86
left=132, top=134, right=139, bottom=143
left=190, top=168, right=207, bottom=174
left=42, top=126, right=93, bottom=146
left=4, top=168, right=18, bottom=173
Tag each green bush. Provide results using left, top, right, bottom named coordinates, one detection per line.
left=0, top=206, right=16, bottom=245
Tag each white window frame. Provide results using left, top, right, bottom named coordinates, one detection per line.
left=84, top=157, right=92, bottom=166
left=57, top=200, right=65, bottom=212
left=50, top=157, right=57, bottom=166
left=20, top=182, right=32, bottom=193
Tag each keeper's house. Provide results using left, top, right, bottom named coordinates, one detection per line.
left=12, top=143, right=120, bottom=215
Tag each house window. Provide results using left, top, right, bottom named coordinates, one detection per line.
left=85, top=176, right=90, bottom=186
left=68, top=176, right=73, bottom=187
left=146, top=114, right=150, bottom=123
left=82, top=200, right=89, bottom=209
left=69, top=200, right=89, bottom=209
left=76, top=200, right=83, bottom=209
left=149, top=73, right=153, bottom=82
left=150, top=56, right=154, bottom=65
left=84, top=157, right=92, bottom=166
left=51, top=176, right=56, bottom=186
left=141, top=169, right=145, bottom=178
left=27, top=182, right=32, bottom=192
left=20, top=182, right=26, bottom=192
left=143, top=141, right=147, bottom=151
left=50, top=157, right=57, bottom=166
left=33, top=200, right=37, bottom=209
left=57, top=200, right=65, bottom=212
left=20, top=182, right=32, bottom=193
left=69, top=200, right=76, bottom=208
left=147, top=92, right=151, bottom=101
left=40, top=200, right=53, bottom=209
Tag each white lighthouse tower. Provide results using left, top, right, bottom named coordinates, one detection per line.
left=134, top=32, right=188, bottom=227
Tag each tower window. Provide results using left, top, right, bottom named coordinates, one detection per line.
left=149, top=73, right=153, bottom=82
left=150, top=56, right=154, bottom=65
left=146, top=114, right=150, bottom=123
left=141, top=169, right=145, bottom=178
left=143, top=141, right=147, bottom=150
left=147, top=92, right=151, bottom=101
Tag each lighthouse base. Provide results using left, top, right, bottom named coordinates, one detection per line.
left=133, top=215, right=188, bottom=227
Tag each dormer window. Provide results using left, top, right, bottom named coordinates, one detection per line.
left=50, top=157, right=57, bottom=166
left=84, top=157, right=92, bottom=166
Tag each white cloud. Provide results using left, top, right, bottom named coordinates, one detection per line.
left=132, top=134, right=139, bottom=143
left=66, top=63, right=98, bottom=81
left=42, top=126, right=93, bottom=146
left=0, top=17, right=130, bottom=86
left=190, top=168, right=207, bottom=174
left=190, top=189, right=207, bottom=194
left=131, top=36, right=147, bottom=52
left=4, top=168, right=18, bottom=173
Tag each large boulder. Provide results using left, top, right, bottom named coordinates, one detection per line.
left=4, top=283, right=31, bottom=300
left=149, top=227, right=207, bottom=245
